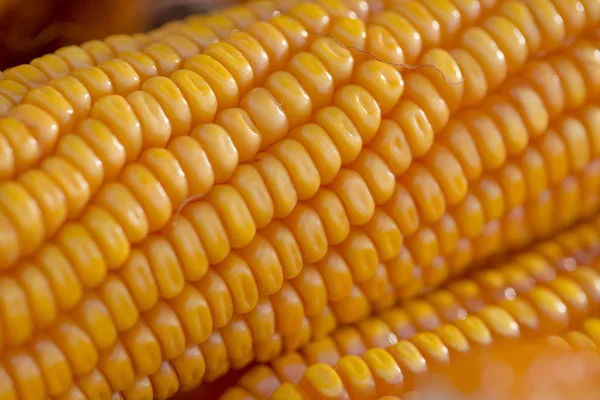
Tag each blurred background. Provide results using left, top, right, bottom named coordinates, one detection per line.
left=0, top=0, right=238, bottom=70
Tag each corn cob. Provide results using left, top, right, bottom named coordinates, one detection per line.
left=3, top=0, right=600, bottom=399
left=0, top=6, right=594, bottom=285
left=0, top=3, right=584, bottom=349
left=0, top=0, right=592, bottom=288
left=1, top=5, right=584, bottom=338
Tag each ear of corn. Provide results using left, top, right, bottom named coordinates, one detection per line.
left=2, top=0, right=600, bottom=399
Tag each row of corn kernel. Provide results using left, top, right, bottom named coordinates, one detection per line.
left=425, top=97, right=599, bottom=259
left=328, top=198, right=584, bottom=327
left=1, top=0, right=367, bottom=89
left=146, top=9, right=592, bottom=294
left=0, top=0, right=584, bottom=272
left=545, top=317, right=600, bottom=350
left=228, top=304, right=570, bottom=398
left=341, top=10, right=580, bottom=215
left=552, top=224, right=600, bottom=265
left=426, top=315, right=600, bottom=399
left=493, top=160, right=600, bottom=251
left=4, top=161, right=596, bottom=400
left=273, top=0, right=594, bottom=66
left=139, top=32, right=592, bottom=284
left=407, top=317, right=600, bottom=400
left=220, top=256, right=600, bottom=400
left=0, top=0, right=567, bottom=182
left=65, top=0, right=598, bottom=166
